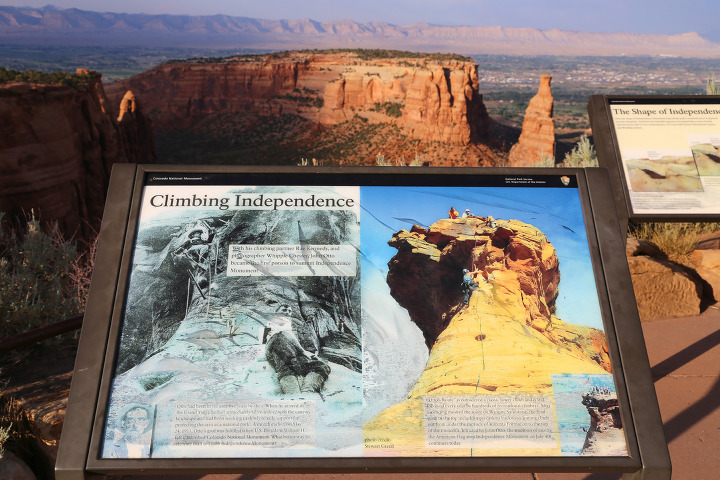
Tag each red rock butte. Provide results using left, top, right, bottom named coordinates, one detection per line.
left=104, top=51, right=492, bottom=147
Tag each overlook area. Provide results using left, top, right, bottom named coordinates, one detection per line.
left=2, top=3, right=720, bottom=478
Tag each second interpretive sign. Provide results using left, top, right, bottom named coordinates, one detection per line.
left=590, top=95, right=720, bottom=221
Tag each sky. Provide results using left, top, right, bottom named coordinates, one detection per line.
left=359, top=185, right=605, bottom=330
left=4, top=1, right=719, bottom=37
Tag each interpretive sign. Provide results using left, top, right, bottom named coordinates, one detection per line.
left=56, top=166, right=668, bottom=479
left=589, top=95, right=720, bottom=229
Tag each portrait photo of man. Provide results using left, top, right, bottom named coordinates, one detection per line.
left=110, top=404, right=154, bottom=458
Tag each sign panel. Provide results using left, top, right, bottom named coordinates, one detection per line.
left=589, top=95, right=720, bottom=223
left=99, top=173, right=626, bottom=460
left=57, top=166, right=668, bottom=478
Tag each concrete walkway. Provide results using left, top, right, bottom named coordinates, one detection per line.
left=112, top=305, right=720, bottom=480
left=639, top=304, right=720, bottom=480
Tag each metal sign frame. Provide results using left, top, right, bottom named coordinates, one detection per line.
left=56, top=165, right=669, bottom=479
left=589, top=94, right=720, bottom=234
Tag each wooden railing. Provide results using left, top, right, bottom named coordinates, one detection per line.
left=0, top=314, right=83, bottom=354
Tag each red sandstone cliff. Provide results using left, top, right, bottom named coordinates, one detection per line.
left=0, top=71, right=155, bottom=240
left=104, top=51, right=491, bottom=146
left=508, top=74, right=555, bottom=167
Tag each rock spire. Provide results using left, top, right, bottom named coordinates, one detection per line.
left=508, top=74, right=555, bottom=166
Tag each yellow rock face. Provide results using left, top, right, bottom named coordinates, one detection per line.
left=367, top=216, right=612, bottom=456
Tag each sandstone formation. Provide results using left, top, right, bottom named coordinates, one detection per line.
left=625, top=237, right=665, bottom=259
left=626, top=238, right=704, bottom=321
left=690, top=248, right=720, bottom=301
left=104, top=51, right=491, bottom=146
left=0, top=70, right=155, bottom=240
left=117, top=90, right=136, bottom=121
left=580, top=389, right=626, bottom=456
left=365, top=216, right=612, bottom=454
left=508, top=74, right=555, bottom=167
left=695, top=230, right=720, bottom=250
left=690, top=231, right=720, bottom=301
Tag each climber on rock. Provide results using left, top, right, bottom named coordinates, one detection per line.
left=449, top=206, right=459, bottom=219
left=263, top=303, right=331, bottom=395
left=461, top=268, right=479, bottom=306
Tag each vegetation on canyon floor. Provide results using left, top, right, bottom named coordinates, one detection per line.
left=162, top=48, right=473, bottom=67
left=0, top=67, right=91, bottom=87
left=154, top=112, right=498, bottom=167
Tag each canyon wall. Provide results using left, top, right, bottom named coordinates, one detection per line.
left=0, top=71, right=155, bottom=239
left=104, top=52, right=491, bottom=146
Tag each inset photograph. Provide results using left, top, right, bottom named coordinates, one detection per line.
left=688, top=134, right=720, bottom=176
left=623, top=149, right=702, bottom=192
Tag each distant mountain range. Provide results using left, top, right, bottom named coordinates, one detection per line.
left=2, top=5, right=720, bottom=58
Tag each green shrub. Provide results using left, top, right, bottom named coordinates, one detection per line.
left=370, top=101, right=403, bottom=118
left=560, top=135, right=598, bottom=167
left=537, top=153, right=556, bottom=168
left=375, top=154, right=392, bottom=166
left=0, top=421, right=10, bottom=458
left=0, top=212, right=91, bottom=339
left=275, top=93, right=324, bottom=108
left=629, top=222, right=720, bottom=267
left=409, top=154, right=425, bottom=166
